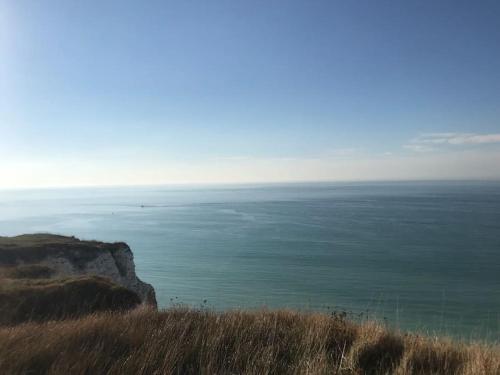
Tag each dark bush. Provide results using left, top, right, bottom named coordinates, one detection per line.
left=357, top=333, right=405, bottom=375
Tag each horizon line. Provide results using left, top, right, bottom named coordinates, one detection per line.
left=2, top=177, right=500, bottom=191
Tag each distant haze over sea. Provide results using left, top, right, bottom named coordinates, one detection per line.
left=1, top=181, right=499, bottom=340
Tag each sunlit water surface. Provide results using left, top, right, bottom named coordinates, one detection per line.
left=1, top=182, right=499, bottom=340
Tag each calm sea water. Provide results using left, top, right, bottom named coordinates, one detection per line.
left=1, top=182, right=499, bottom=340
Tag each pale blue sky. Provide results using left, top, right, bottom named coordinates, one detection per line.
left=1, top=1, right=500, bottom=187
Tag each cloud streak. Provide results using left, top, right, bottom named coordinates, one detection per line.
left=404, top=132, right=500, bottom=152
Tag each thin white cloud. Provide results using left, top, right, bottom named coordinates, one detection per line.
left=403, top=144, right=435, bottom=153
left=447, top=134, right=500, bottom=145
left=410, top=133, right=500, bottom=146
left=403, top=132, right=500, bottom=152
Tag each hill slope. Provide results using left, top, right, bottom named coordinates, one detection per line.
left=0, top=276, right=141, bottom=325
left=0, top=308, right=498, bottom=375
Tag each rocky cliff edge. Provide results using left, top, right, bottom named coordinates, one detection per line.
left=0, top=234, right=157, bottom=307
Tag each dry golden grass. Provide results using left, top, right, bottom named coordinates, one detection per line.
left=0, top=308, right=498, bottom=375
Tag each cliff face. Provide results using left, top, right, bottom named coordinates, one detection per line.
left=0, top=234, right=157, bottom=307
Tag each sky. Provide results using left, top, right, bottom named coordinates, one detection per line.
left=1, top=0, right=500, bottom=188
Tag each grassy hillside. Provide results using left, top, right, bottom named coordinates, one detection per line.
left=0, top=275, right=141, bottom=325
left=0, top=308, right=498, bottom=375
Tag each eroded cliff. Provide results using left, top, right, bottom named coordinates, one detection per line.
left=0, top=234, right=157, bottom=306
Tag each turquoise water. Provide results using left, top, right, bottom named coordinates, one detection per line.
left=1, top=182, right=499, bottom=340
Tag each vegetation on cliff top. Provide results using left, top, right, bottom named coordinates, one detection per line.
left=0, top=234, right=128, bottom=268
left=0, top=275, right=141, bottom=326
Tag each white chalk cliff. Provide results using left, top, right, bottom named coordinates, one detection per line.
left=0, top=234, right=157, bottom=306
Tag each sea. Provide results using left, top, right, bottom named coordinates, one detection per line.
left=1, top=181, right=499, bottom=341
